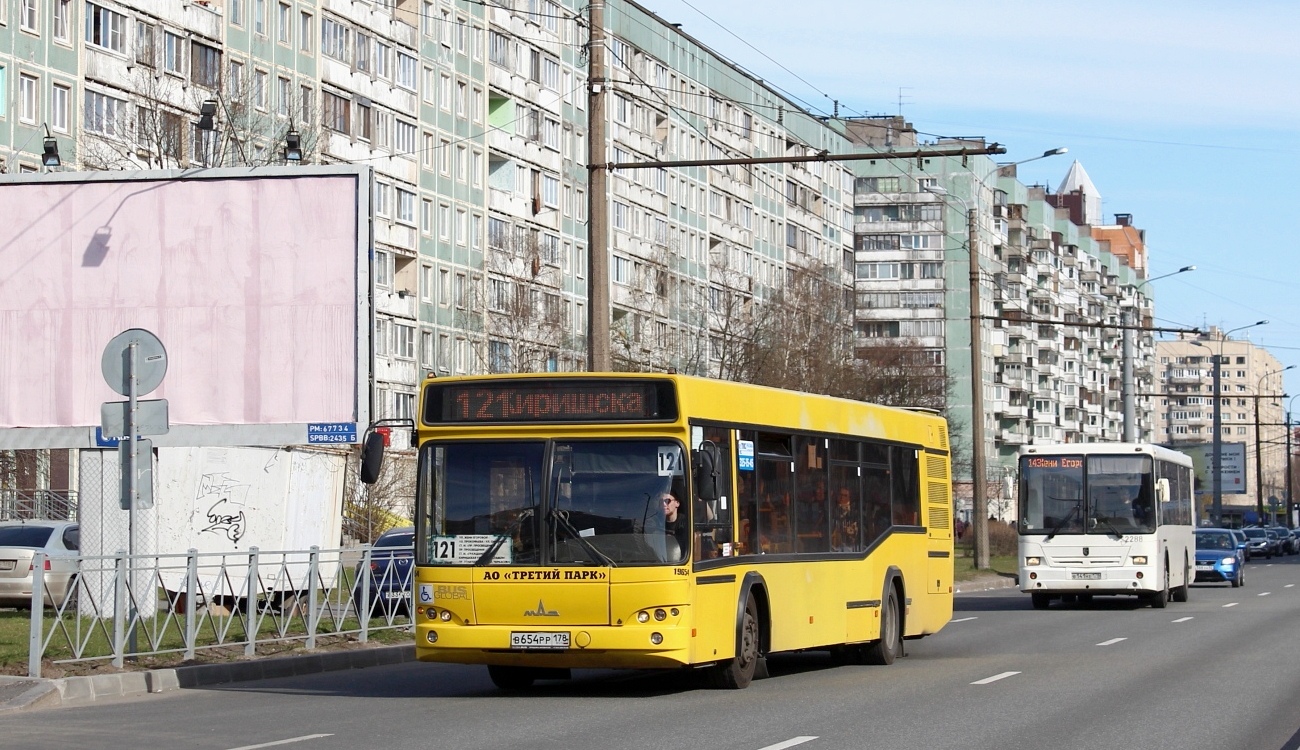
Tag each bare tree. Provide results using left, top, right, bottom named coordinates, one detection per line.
left=482, top=226, right=574, bottom=372
left=342, top=447, right=416, bottom=545
left=79, top=65, right=322, bottom=171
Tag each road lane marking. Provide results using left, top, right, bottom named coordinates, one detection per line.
left=971, top=671, right=1020, bottom=685
left=1259, top=592, right=1272, bottom=597
left=1223, top=603, right=1239, bottom=608
left=1286, top=584, right=1295, bottom=588
left=1097, top=638, right=1126, bottom=646
left=951, top=616, right=978, bottom=623
left=1172, top=617, right=1193, bottom=623
left=756, top=737, right=818, bottom=750
left=224, top=735, right=333, bottom=750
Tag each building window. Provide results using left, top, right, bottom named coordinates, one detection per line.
left=396, top=188, right=415, bottom=225
left=50, top=84, right=70, bottom=132
left=323, top=90, right=350, bottom=133
left=277, top=2, right=291, bottom=44
left=299, top=12, right=312, bottom=52
left=20, top=0, right=37, bottom=33
left=84, top=89, right=125, bottom=135
left=54, top=1, right=71, bottom=41
left=394, top=323, right=415, bottom=360
left=397, top=52, right=417, bottom=91
left=17, top=74, right=38, bottom=124
left=191, top=42, right=221, bottom=89
left=86, top=3, right=127, bottom=53
left=161, top=31, right=184, bottom=74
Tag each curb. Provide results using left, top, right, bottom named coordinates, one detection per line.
left=0, top=644, right=416, bottom=714
left=954, top=576, right=1020, bottom=594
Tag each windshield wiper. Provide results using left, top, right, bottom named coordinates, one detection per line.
left=549, top=508, right=617, bottom=567
left=1044, top=503, right=1080, bottom=542
left=1092, top=517, right=1124, bottom=540
left=474, top=508, right=533, bottom=566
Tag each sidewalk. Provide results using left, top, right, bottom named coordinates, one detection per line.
left=0, top=643, right=416, bottom=715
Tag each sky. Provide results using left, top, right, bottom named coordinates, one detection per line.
left=647, top=0, right=1300, bottom=398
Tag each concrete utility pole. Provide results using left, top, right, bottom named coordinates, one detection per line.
left=968, top=208, right=989, bottom=570
left=586, top=0, right=610, bottom=372
left=1122, top=266, right=1195, bottom=441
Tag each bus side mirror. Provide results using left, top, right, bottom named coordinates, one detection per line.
left=360, top=430, right=386, bottom=485
left=692, top=442, right=720, bottom=502
left=1155, top=478, right=1170, bottom=505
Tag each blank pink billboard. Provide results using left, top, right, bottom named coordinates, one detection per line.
left=0, top=168, right=368, bottom=446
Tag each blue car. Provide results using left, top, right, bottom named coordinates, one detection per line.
left=352, top=526, right=415, bottom=618
left=1195, top=528, right=1245, bottom=588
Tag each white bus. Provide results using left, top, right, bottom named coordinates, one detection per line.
left=1017, top=443, right=1195, bottom=609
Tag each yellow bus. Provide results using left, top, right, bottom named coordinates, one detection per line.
left=361, top=373, right=954, bottom=689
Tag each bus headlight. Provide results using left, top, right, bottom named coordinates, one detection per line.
left=426, top=631, right=438, bottom=644
left=1131, top=556, right=1147, bottom=565
left=637, top=611, right=650, bottom=623
left=1024, top=557, right=1041, bottom=567
left=440, top=609, right=453, bottom=622
left=654, top=608, right=667, bottom=621
left=650, top=632, right=663, bottom=645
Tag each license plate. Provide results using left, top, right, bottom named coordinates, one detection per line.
left=511, top=631, right=570, bottom=650
left=1071, top=572, right=1102, bottom=580
left=0, top=561, right=13, bottom=571
left=384, top=591, right=407, bottom=600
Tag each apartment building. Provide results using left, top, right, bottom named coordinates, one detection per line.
left=844, top=118, right=1149, bottom=519
left=1156, top=331, right=1288, bottom=517
left=1, top=0, right=860, bottom=499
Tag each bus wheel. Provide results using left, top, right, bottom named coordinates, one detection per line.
left=864, top=586, right=901, bottom=665
left=1031, top=593, right=1051, bottom=610
left=1149, top=565, right=1169, bottom=609
left=710, top=596, right=760, bottom=689
left=1172, top=557, right=1190, bottom=603
left=487, top=665, right=536, bottom=690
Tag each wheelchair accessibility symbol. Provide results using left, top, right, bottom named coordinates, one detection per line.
left=419, top=584, right=434, bottom=604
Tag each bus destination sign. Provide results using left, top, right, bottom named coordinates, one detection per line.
left=425, top=380, right=677, bottom=424
left=1024, top=456, right=1083, bottom=469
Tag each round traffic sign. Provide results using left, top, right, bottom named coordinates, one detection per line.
left=101, top=328, right=168, bottom=396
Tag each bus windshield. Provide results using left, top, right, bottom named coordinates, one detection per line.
left=418, top=439, right=689, bottom=567
left=1018, top=454, right=1156, bottom=535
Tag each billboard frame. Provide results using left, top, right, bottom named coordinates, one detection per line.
left=0, top=165, right=374, bottom=449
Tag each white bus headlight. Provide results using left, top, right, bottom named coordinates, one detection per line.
left=1024, top=557, right=1041, bottom=567
left=1131, top=555, right=1147, bottom=565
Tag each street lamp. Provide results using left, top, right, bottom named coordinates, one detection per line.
left=1255, top=366, right=1294, bottom=522
left=1192, top=320, right=1268, bottom=525
left=1122, top=265, right=1196, bottom=440
left=998, top=147, right=1069, bottom=170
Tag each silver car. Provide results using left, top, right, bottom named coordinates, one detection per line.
left=0, top=520, right=80, bottom=608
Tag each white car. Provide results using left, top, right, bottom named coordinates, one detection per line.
left=0, top=520, right=80, bottom=608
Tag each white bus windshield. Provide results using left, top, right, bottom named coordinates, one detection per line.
left=1019, top=454, right=1156, bottom=536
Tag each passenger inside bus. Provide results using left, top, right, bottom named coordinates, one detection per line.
left=830, top=486, right=860, bottom=552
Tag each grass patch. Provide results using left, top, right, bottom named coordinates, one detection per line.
left=0, top=602, right=414, bottom=678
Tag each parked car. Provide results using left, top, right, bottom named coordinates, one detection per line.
left=0, top=520, right=80, bottom=608
left=1242, top=527, right=1273, bottom=559
left=1194, top=528, right=1245, bottom=588
left=351, top=526, right=415, bottom=618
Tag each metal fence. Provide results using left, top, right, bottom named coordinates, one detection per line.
left=24, top=544, right=414, bottom=678
left=0, top=489, right=77, bottom=521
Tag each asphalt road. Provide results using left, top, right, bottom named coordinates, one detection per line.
left=4, top=559, right=1300, bottom=750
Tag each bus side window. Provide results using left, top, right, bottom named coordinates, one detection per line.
left=695, top=426, right=733, bottom=559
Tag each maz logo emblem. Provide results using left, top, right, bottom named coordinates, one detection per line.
left=524, top=600, right=559, bottom=617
